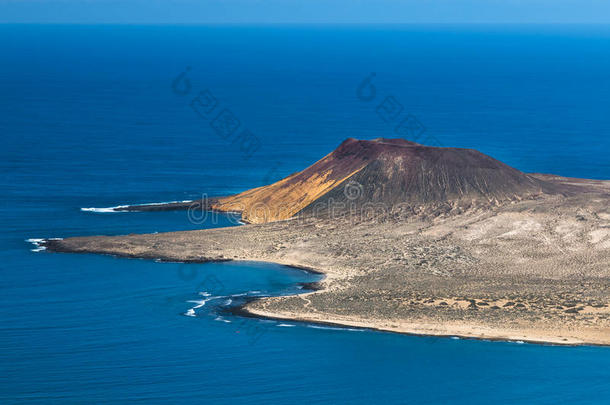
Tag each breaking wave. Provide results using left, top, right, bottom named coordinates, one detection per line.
left=81, top=200, right=193, bottom=213
left=26, top=238, right=63, bottom=252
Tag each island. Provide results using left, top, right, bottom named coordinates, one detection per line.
left=43, top=138, right=610, bottom=345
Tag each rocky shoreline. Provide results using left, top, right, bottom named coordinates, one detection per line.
left=39, top=139, right=610, bottom=346
left=41, top=173, right=610, bottom=346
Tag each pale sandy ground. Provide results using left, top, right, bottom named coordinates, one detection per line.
left=44, top=176, right=610, bottom=346
left=246, top=307, right=608, bottom=345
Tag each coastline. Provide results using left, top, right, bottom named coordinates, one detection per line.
left=38, top=174, right=610, bottom=348
left=241, top=304, right=606, bottom=347
left=224, top=259, right=610, bottom=347
left=39, top=239, right=610, bottom=346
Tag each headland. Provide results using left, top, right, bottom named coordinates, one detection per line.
left=42, top=138, right=610, bottom=345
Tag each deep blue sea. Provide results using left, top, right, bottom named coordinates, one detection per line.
left=1, top=24, right=610, bottom=403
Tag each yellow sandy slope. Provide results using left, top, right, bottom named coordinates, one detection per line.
left=211, top=147, right=369, bottom=223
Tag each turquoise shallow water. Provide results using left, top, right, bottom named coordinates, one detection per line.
left=1, top=24, right=610, bottom=403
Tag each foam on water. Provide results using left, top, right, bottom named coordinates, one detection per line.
left=26, top=238, right=63, bottom=252
left=81, top=200, right=193, bottom=213
left=307, top=324, right=363, bottom=332
left=26, top=238, right=45, bottom=252
left=187, top=299, right=209, bottom=309
left=81, top=206, right=128, bottom=213
left=183, top=291, right=223, bottom=316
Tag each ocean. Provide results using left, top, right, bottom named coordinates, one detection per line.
left=1, top=24, right=609, bottom=403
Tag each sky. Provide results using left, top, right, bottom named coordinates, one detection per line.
left=1, top=0, right=610, bottom=24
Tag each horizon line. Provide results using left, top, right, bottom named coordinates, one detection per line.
left=2, top=22, right=610, bottom=26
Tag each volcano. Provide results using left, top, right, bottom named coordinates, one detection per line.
left=46, top=138, right=610, bottom=347
left=208, top=138, right=565, bottom=223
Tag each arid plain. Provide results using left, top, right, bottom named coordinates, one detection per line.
left=44, top=139, right=610, bottom=345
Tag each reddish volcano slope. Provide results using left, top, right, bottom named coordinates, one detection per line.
left=212, top=138, right=564, bottom=223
